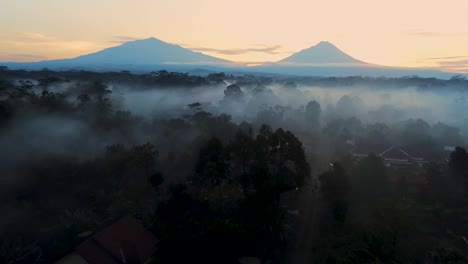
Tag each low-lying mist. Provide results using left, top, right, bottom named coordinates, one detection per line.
left=1, top=73, right=467, bottom=177
left=1, top=69, right=468, bottom=263
left=113, top=80, right=468, bottom=132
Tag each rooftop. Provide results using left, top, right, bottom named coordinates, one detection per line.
left=56, top=217, right=158, bottom=264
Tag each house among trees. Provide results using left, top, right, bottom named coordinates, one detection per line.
left=351, top=145, right=429, bottom=184
left=55, top=217, right=158, bottom=264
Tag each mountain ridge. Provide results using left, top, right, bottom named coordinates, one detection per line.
left=0, top=37, right=460, bottom=78
left=278, top=41, right=366, bottom=65
left=42, top=37, right=230, bottom=65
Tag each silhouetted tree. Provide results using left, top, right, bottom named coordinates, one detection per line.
left=130, top=142, right=158, bottom=177
left=194, top=137, right=230, bottom=187
left=253, top=125, right=310, bottom=191
left=150, top=172, right=164, bottom=191
left=319, top=163, right=351, bottom=223
left=353, top=153, right=388, bottom=199
left=227, top=130, right=254, bottom=178
left=223, top=84, right=244, bottom=101
left=449, top=147, right=468, bottom=192
left=425, top=162, right=450, bottom=201
left=305, top=100, right=321, bottom=130
left=335, top=95, right=364, bottom=118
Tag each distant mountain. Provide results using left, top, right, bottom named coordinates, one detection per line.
left=0, top=39, right=460, bottom=78
left=278, top=41, right=365, bottom=65
left=44, top=37, right=230, bottom=66
left=255, top=41, right=455, bottom=78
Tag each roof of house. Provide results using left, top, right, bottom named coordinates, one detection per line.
left=351, top=144, right=390, bottom=157
left=389, top=173, right=428, bottom=185
left=352, top=145, right=425, bottom=161
left=451, top=237, right=468, bottom=260
left=380, top=146, right=412, bottom=160
left=59, top=217, right=158, bottom=264
left=55, top=253, right=88, bottom=264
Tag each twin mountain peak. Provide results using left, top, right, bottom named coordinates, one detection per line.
left=46, top=37, right=366, bottom=65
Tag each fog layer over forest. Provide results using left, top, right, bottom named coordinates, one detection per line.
left=1, top=68, right=468, bottom=263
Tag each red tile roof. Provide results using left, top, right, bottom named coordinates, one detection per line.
left=75, top=217, right=158, bottom=264
left=76, top=240, right=117, bottom=264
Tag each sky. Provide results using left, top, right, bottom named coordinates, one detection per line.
left=1, top=0, right=468, bottom=72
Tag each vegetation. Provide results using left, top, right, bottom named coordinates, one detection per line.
left=1, top=68, right=468, bottom=263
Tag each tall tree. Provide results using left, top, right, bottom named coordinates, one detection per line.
left=130, top=142, right=158, bottom=177
left=305, top=100, right=321, bottom=130
left=319, top=163, right=351, bottom=223
left=449, top=146, right=468, bottom=192
left=223, top=84, right=244, bottom=102
left=353, top=153, right=388, bottom=199
left=194, top=137, right=230, bottom=187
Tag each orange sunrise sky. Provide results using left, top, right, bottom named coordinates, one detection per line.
left=1, top=0, right=468, bottom=72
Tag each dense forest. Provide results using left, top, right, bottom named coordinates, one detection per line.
left=1, top=67, right=468, bottom=263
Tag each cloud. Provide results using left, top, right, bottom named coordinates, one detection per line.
left=109, top=36, right=142, bottom=44
left=430, top=58, right=468, bottom=73
left=408, top=31, right=438, bottom=37
left=180, top=44, right=291, bottom=55
left=424, top=56, right=468, bottom=61
left=0, top=32, right=105, bottom=62
left=20, top=32, right=54, bottom=41
left=408, top=31, right=463, bottom=37
left=0, top=32, right=99, bottom=50
left=230, top=60, right=275, bottom=66
left=0, top=54, right=47, bottom=62
left=413, top=55, right=468, bottom=73
left=436, top=59, right=468, bottom=67
left=14, top=54, right=47, bottom=60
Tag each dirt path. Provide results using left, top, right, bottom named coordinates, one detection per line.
left=285, top=171, right=320, bottom=264
left=280, top=141, right=327, bottom=264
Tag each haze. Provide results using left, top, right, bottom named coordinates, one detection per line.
left=3, top=1, right=468, bottom=263
left=1, top=0, right=468, bottom=72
